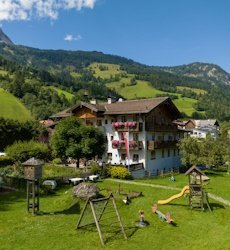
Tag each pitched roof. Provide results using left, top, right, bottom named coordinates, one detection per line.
left=68, top=101, right=105, bottom=113
left=50, top=108, right=72, bottom=118
left=50, top=102, right=105, bottom=118
left=22, top=157, right=44, bottom=166
left=194, top=119, right=219, bottom=128
left=104, top=97, right=179, bottom=115
left=50, top=97, right=180, bottom=118
left=185, top=165, right=206, bottom=176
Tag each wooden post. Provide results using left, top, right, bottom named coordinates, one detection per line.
left=90, top=201, right=105, bottom=245
left=37, top=180, right=40, bottom=212
left=76, top=197, right=90, bottom=228
left=111, top=194, right=127, bottom=240
left=32, top=180, right=35, bottom=215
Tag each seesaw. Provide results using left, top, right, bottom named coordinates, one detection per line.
left=151, top=204, right=175, bottom=225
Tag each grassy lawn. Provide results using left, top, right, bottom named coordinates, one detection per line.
left=0, top=68, right=9, bottom=76
left=89, top=63, right=123, bottom=79
left=46, top=86, right=75, bottom=100
left=133, top=171, right=230, bottom=201
left=0, top=88, right=33, bottom=122
left=176, top=86, right=207, bottom=95
left=173, top=97, right=197, bottom=116
left=1, top=174, right=229, bottom=250
left=107, top=78, right=169, bottom=99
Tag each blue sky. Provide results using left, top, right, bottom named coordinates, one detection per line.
left=1, top=0, right=230, bottom=72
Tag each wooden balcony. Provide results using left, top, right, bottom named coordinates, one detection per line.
left=145, top=123, right=177, bottom=132
left=112, top=141, right=143, bottom=150
left=147, top=140, right=178, bottom=150
left=112, top=122, right=142, bottom=132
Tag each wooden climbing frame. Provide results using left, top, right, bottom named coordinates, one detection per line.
left=76, top=193, right=127, bottom=245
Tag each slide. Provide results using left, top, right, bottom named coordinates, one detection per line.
left=157, top=185, right=190, bottom=205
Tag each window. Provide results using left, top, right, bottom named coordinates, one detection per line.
left=105, top=119, right=108, bottom=125
left=133, top=154, right=139, bottom=162
left=151, top=133, right=155, bottom=140
left=133, top=133, right=138, bottom=141
left=151, top=150, right=156, bottom=160
left=111, top=135, right=114, bottom=141
left=168, top=149, right=170, bottom=157
left=162, top=149, right=165, bottom=158
left=121, top=116, right=127, bottom=122
left=107, top=153, right=112, bottom=160
left=121, top=153, right=126, bottom=161
left=158, top=135, right=163, bottom=142
left=96, top=119, right=102, bottom=126
left=173, top=148, right=176, bottom=156
left=133, top=114, right=139, bottom=121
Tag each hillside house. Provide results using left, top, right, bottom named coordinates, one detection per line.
left=51, top=97, right=183, bottom=178
left=175, top=119, right=220, bottom=139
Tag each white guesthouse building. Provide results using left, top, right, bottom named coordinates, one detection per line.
left=51, top=97, right=182, bottom=178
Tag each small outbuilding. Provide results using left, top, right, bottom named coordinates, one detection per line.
left=185, top=165, right=209, bottom=210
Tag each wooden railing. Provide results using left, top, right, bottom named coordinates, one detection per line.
left=147, top=140, right=178, bottom=150
left=112, top=141, right=143, bottom=150
left=112, top=122, right=143, bottom=132
left=145, top=123, right=177, bottom=132
left=145, top=167, right=179, bottom=177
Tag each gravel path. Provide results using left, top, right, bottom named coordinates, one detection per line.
left=106, top=178, right=230, bottom=206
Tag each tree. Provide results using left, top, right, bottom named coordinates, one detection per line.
left=0, top=118, right=43, bottom=151
left=178, top=136, right=225, bottom=168
left=5, top=140, right=49, bottom=162
left=50, top=117, right=105, bottom=168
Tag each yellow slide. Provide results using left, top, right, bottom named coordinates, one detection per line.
left=157, top=185, right=190, bottom=205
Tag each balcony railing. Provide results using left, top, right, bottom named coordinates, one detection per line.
left=145, top=123, right=177, bottom=132
left=112, top=121, right=142, bottom=132
left=112, top=140, right=143, bottom=150
left=147, top=140, right=178, bottom=150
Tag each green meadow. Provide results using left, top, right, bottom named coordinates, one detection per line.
left=1, top=170, right=229, bottom=250
left=90, top=63, right=199, bottom=117
left=0, top=88, right=32, bottom=121
left=46, top=86, right=75, bottom=100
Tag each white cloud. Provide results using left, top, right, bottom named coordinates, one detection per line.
left=0, top=0, right=97, bottom=21
left=64, top=34, right=82, bottom=41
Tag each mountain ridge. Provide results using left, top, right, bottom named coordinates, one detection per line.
left=0, top=28, right=14, bottom=45
left=157, top=62, right=230, bottom=86
left=0, top=29, right=230, bottom=121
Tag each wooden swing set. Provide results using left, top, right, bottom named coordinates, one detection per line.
left=76, top=193, right=127, bottom=245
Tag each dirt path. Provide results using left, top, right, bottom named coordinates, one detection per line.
left=106, top=179, right=230, bottom=206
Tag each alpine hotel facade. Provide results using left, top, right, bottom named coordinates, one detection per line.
left=51, top=97, right=182, bottom=178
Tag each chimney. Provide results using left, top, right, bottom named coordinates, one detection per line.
left=90, top=99, right=97, bottom=105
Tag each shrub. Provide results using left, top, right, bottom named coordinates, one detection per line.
left=40, top=184, right=55, bottom=195
left=43, top=164, right=80, bottom=178
left=90, top=162, right=108, bottom=177
left=52, top=158, right=62, bottom=165
left=109, top=166, right=131, bottom=179
left=5, top=140, right=49, bottom=163
left=0, top=156, right=13, bottom=167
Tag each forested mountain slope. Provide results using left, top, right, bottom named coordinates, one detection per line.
left=0, top=29, right=229, bottom=121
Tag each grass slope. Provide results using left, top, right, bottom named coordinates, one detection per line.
left=91, top=63, right=199, bottom=116
left=89, top=63, right=123, bottom=78
left=1, top=173, right=229, bottom=250
left=0, top=88, right=32, bottom=121
left=47, top=86, right=74, bottom=100
left=176, top=86, right=207, bottom=95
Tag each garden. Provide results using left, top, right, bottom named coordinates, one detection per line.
left=1, top=166, right=229, bottom=250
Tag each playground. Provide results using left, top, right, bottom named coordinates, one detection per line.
left=0, top=169, right=230, bottom=250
